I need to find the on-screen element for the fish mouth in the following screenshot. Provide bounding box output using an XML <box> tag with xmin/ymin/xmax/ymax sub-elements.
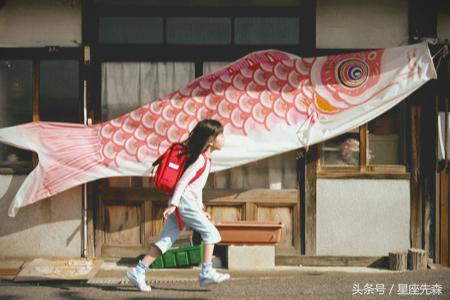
<box><xmin>314</xmin><ymin>93</ymin><xmax>340</xmax><ymax>114</ymax></box>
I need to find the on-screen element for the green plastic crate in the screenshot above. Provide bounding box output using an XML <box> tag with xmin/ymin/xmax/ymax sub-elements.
<box><xmin>152</xmin><ymin>242</ymin><xmax>203</xmax><ymax>269</ymax></box>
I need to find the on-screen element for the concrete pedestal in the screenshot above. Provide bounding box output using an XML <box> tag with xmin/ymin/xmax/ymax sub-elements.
<box><xmin>227</xmin><ymin>245</ymin><xmax>275</xmax><ymax>270</ymax></box>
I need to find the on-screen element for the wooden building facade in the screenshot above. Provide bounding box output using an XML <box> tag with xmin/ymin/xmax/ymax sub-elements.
<box><xmin>0</xmin><ymin>0</ymin><xmax>449</xmax><ymax>267</ymax></box>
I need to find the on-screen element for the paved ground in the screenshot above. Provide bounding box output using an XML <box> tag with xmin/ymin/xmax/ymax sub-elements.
<box><xmin>1</xmin><ymin>268</ymin><xmax>449</xmax><ymax>299</ymax></box>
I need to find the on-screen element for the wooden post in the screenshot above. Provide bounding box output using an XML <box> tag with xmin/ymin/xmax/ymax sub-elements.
<box><xmin>359</xmin><ymin>124</ymin><xmax>368</xmax><ymax>172</ymax></box>
<box><xmin>409</xmin><ymin>104</ymin><xmax>423</xmax><ymax>249</ymax></box>
<box><xmin>31</xmin><ymin>59</ymin><xmax>40</xmax><ymax>168</ymax></box>
<box><xmin>389</xmin><ymin>252</ymin><xmax>407</xmax><ymax>271</ymax></box>
<box><xmin>439</xmin><ymin>168</ymin><xmax>449</xmax><ymax>266</ymax></box>
<box><xmin>421</xmin><ymin>83</ymin><xmax>437</xmax><ymax>263</ymax></box>
<box><xmin>408</xmin><ymin>248</ymin><xmax>428</xmax><ymax>270</ymax></box>
<box><xmin>304</xmin><ymin>145</ymin><xmax>318</xmax><ymax>255</ymax></box>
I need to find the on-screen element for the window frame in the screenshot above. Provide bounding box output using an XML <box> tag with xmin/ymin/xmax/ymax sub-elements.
<box><xmin>93</xmin><ymin>5</ymin><xmax>308</xmax><ymax>61</ymax></box>
<box><xmin>0</xmin><ymin>47</ymin><xmax>82</xmax><ymax>174</ymax></box>
<box><xmin>317</xmin><ymin>115</ymin><xmax>409</xmax><ymax>179</ymax></box>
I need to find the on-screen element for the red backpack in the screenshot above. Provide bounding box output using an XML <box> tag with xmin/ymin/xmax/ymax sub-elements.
<box><xmin>151</xmin><ymin>143</ymin><xmax>208</xmax><ymax>230</ymax></box>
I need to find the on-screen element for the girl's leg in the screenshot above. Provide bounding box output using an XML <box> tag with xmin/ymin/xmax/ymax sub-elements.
<box><xmin>127</xmin><ymin>213</ymin><xmax>181</xmax><ymax>291</ymax></box>
<box><xmin>176</xmin><ymin>199</ymin><xmax>229</xmax><ymax>285</ymax></box>
<box><xmin>142</xmin><ymin>244</ymin><xmax>162</xmax><ymax>266</ymax></box>
<box><xmin>203</xmin><ymin>243</ymin><xmax>214</xmax><ymax>263</ymax></box>
<box><xmin>141</xmin><ymin>212</ymin><xmax>181</xmax><ymax>268</ymax></box>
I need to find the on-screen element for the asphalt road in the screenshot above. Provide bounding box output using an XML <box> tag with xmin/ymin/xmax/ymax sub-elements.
<box><xmin>1</xmin><ymin>269</ymin><xmax>449</xmax><ymax>299</ymax></box>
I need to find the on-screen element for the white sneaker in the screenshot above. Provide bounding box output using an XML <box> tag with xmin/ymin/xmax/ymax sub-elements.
<box><xmin>199</xmin><ymin>269</ymin><xmax>230</xmax><ymax>286</ymax></box>
<box><xmin>126</xmin><ymin>268</ymin><xmax>151</xmax><ymax>292</ymax></box>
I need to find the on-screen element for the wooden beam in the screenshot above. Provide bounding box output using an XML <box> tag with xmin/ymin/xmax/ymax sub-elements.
<box><xmin>407</xmin><ymin>0</ymin><xmax>439</xmax><ymax>260</ymax></box>
<box><xmin>422</xmin><ymin>84</ymin><xmax>437</xmax><ymax>262</ymax></box>
<box><xmin>95</xmin><ymin>45</ymin><xmax>305</xmax><ymax>62</ymax></box>
<box><xmin>293</xmin><ymin>187</ymin><xmax>301</xmax><ymax>252</ymax></box>
<box><xmin>300</xmin><ymin>0</ymin><xmax>316</xmax><ymax>56</ymax></box>
<box><xmin>31</xmin><ymin>60</ymin><xmax>40</xmax><ymax>168</ymax></box>
<box><xmin>304</xmin><ymin>145</ymin><xmax>318</xmax><ymax>255</ymax></box>
<box><xmin>144</xmin><ymin>200</ymin><xmax>152</xmax><ymax>248</ymax></box>
<box><xmin>99</xmin><ymin>187</ymin><xmax>298</xmax><ymax>204</ymax></box>
<box><xmin>0</xmin><ymin>47</ymin><xmax>81</xmax><ymax>59</ymax></box>
<box><xmin>317</xmin><ymin>172</ymin><xmax>410</xmax><ymax>180</ymax></box>
<box><xmin>83</xmin><ymin>0</ymin><xmax>97</xmax><ymax>259</ymax></box>
<box><xmin>359</xmin><ymin>124</ymin><xmax>368</xmax><ymax>171</ymax></box>
<box><xmin>439</xmin><ymin>169</ymin><xmax>449</xmax><ymax>266</ymax></box>
<box><xmin>205</xmin><ymin>189</ymin><xmax>298</xmax><ymax>203</ymax></box>
<box><xmin>32</xmin><ymin>59</ymin><xmax>40</xmax><ymax>121</ymax></box>
<box><xmin>276</xmin><ymin>255</ymin><xmax>388</xmax><ymax>268</ymax></box>
<box><xmin>95</xmin><ymin>4</ymin><xmax>303</xmax><ymax>17</ymax></box>
<box><xmin>86</xmin><ymin>182</ymin><xmax>96</xmax><ymax>258</ymax></box>
<box><xmin>409</xmin><ymin>103</ymin><xmax>423</xmax><ymax>249</ymax></box>
<box><xmin>95</xmin><ymin>194</ymin><xmax>103</xmax><ymax>257</ymax></box>
<box><xmin>244</xmin><ymin>202</ymin><xmax>257</xmax><ymax>220</ymax></box>
<box><xmin>295</xmin><ymin>150</ymin><xmax>304</xmax><ymax>254</ymax></box>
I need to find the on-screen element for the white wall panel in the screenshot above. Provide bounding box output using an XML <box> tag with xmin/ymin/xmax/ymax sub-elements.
<box><xmin>0</xmin><ymin>0</ymin><xmax>81</xmax><ymax>47</ymax></box>
<box><xmin>317</xmin><ymin>179</ymin><xmax>410</xmax><ymax>256</ymax></box>
<box><xmin>317</xmin><ymin>0</ymin><xmax>408</xmax><ymax>49</ymax></box>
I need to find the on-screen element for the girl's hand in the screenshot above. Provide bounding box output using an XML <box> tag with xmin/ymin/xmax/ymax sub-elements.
<box><xmin>203</xmin><ymin>211</ymin><xmax>211</xmax><ymax>220</ymax></box>
<box><xmin>163</xmin><ymin>205</ymin><xmax>177</xmax><ymax>220</ymax></box>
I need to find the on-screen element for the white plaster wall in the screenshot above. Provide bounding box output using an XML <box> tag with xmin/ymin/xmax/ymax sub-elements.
<box><xmin>316</xmin><ymin>0</ymin><xmax>408</xmax><ymax>49</ymax></box>
<box><xmin>437</xmin><ymin>3</ymin><xmax>450</xmax><ymax>41</ymax></box>
<box><xmin>0</xmin><ymin>175</ymin><xmax>81</xmax><ymax>257</ymax></box>
<box><xmin>0</xmin><ymin>0</ymin><xmax>81</xmax><ymax>47</ymax></box>
<box><xmin>316</xmin><ymin>179</ymin><xmax>410</xmax><ymax>256</ymax></box>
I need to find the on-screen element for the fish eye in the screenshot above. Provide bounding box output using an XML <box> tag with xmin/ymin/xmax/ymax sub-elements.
<box><xmin>335</xmin><ymin>58</ymin><xmax>369</xmax><ymax>88</ymax></box>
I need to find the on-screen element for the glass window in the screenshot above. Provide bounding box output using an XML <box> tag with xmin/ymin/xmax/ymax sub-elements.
<box><xmin>40</xmin><ymin>60</ymin><xmax>79</xmax><ymax>123</ymax></box>
<box><xmin>320</xmin><ymin>129</ymin><xmax>360</xmax><ymax>166</ymax></box>
<box><xmin>167</xmin><ymin>17</ymin><xmax>231</xmax><ymax>44</ymax></box>
<box><xmin>368</xmin><ymin>107</ymin><xmax>403</xmax><ymax>165</ymax></box>
<box><xmin>320</xmin><ymin>106</ymin><xmax>404</xmax><ymax>167</ymax></box>
<box><xmin>0</xmin><ymin>60</ymin><xmax>33</xmax><ymax>167</ymax></box>
<box><xmin>99</xmin><ymin>17</ymin><xmax>164</xmax><ymax>44</ymax></box>
<box><xmin>234</xmin><ymin>17</ymin><xmax>299</xmax><ymax>45</ymax></box>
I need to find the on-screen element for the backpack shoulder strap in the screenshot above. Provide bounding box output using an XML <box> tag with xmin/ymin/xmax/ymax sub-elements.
<box><xmin>188</xmin><ymin>153</ymin><xmax>209</xmax><ymax>185</ymax></box>
<box><xmin>152</xmin><ymin>154</ymin><xmax>164</xmax><ymax>167</ymax></box>
<box><xmin>152</xmin><ymin>143</ymin><xmax>182</xmax><ymax>167</ymax></box>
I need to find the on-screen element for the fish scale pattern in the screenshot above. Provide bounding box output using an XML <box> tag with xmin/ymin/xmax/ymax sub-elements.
<box><xmin>96</xmin><ymin>49</ymin><xmax>384</xmax><ymax>168</ymax></box>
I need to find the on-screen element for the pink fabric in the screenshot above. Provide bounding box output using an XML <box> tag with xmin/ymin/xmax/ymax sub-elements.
<box><xmin>0</xmin><ymin>43</ymin><xmax>437</xmax><ymax>216</ymax></box>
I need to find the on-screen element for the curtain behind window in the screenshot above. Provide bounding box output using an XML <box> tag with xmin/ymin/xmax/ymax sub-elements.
<box><xmin>101</xmin><ymin>62</ymin><xmax>195</xmax><ymax>120</ymax></box>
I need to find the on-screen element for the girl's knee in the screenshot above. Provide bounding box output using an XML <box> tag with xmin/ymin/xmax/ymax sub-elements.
<box><xmin>202</xmin><ymin>226</ymin><xmax>221</xmax><ymax>244</ymax></box>
<box><xmin>154</xmin><ymin>239</ymin><xmax>171</xmax><ymax>254</ymax></box>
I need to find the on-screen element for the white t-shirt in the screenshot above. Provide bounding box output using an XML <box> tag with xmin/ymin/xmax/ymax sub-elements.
<box><xmin>168</xmin><ymin>153</ymin><xmax>211</xmax><ymax>211</ymax></box>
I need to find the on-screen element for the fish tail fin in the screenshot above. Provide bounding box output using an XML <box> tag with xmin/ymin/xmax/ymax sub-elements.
<box><xmin>0</xmin><ymin>122</ymin><xmax>105</xmax><ymax>216</ymax></box>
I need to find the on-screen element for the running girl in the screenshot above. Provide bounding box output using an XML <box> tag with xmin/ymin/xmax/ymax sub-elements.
<box><xmin>127</xmin><ymin>119</ymin><xmax>229</xmax><ymax>292</ymax></box>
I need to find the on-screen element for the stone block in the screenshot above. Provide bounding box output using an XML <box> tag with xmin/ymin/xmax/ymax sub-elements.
<box><xmin>227</xmin><ymin>245</ymin><xmax>275</xmax><ymax>270</ymax></box>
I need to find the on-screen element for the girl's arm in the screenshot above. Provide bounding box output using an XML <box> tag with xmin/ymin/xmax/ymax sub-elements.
<box><xmin>168</xmin><ymin>154</ymin><xmax>205</xmax><ymax>207</ymax></box>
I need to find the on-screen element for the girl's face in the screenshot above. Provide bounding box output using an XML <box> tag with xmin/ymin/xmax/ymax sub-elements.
<box><xmin>210</xmin><ymin>132</ymin><xmax>225</xmax><ymax>151</ymax></box>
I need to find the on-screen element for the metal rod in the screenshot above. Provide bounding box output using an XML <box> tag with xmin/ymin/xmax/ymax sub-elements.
<box><xmin>82</xmin><ymin>79</ymin><xmax>88</xmax><ymax>257</ymax></box>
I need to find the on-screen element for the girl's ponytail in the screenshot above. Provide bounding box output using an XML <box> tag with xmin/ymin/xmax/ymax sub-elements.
<box><xmin>182</xmin><ymin>119</ymin><xmax>223</xmax><ymax>169</ymax></box>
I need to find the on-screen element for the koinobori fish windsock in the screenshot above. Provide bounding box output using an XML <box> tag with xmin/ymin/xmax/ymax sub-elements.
<box><xmin>0</xmin><ymin>42</ymin><xmax>437</xmax><ymax>216</ymax></box>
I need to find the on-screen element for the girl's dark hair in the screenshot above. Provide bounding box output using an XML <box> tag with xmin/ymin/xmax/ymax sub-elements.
<box><xmin>182</xmin><ymin>119</ymin><xmax>223</xmax><ymax>169</ymax></box>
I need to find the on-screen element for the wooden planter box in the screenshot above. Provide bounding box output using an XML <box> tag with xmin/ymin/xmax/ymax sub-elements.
<box><xmin>214</xmin><ymin>221</ymin><xmax>283</xmax><ymax>245</ymax></box>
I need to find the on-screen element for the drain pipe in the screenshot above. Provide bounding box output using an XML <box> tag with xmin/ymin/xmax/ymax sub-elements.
<box><xmin>82</xmin><ymin>79</ymin><xmax>88</xmax><ymax>257</ymax></box>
